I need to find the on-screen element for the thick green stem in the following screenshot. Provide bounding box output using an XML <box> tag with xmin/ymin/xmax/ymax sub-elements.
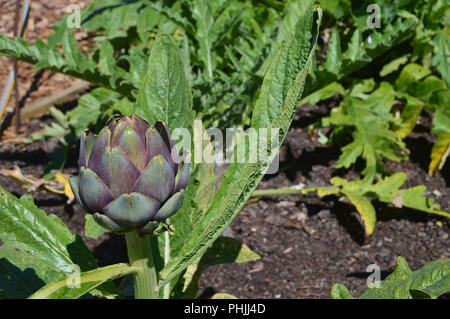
<box><xmin>162</xmin><ymin>231</ymin><xmax>171</xmax><ymax>299</ymax></box>
<box><xmin>125</xmin><ymin>231</ymin><xmax>159</xmax><ymax>299</ymax></box>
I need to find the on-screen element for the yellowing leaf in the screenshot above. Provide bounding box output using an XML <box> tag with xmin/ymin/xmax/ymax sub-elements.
<box><xmin>341</xmin><ymin>189</ymin><xmax>376</xmax><ymax>235</ymax></box>
<box><xmin>429</xmin><ymin>132</ymin><xmax>450</xmax><ymax>175</ymax></box>
<box><xmin>328</xmin><ymin>173</ymin><xmax>407</xmax><ymax>234</ymax></box>
<box><xmin>211</xmin><ymin>293</ymin><xmax>238</xmax><ymax>299</ymax></box>
<box><xmin>395</xmin><ymin>94</ymin><xmax>423</xmax><ymax>139</ymax></box>
<box><xmin>0</xmin><ymin>167</ymin><xmax>75</xmax><ymax>202</ymax></box>
<box><xmin>55</xmin><ymin>172</ymin><xmax>74</xmax><ymax>201</ymax></box>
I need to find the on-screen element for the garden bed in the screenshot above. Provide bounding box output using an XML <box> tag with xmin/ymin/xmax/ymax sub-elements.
<box><xmin>1</xmin><ymin>103</ymin><xmax>448</xmax><ymax>298</ymax></box>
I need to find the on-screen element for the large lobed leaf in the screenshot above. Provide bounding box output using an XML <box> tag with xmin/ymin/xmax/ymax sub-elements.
<box><xmin>316</xmin><ymin>173</ymin><xmax>449</xmax><ymax>234</ymax></box>
<box><xmin>332</xmin><ymin>257</ymin><xmax>450</xmax><ymax>299</ymax></box>
<box><xmin>324</xmin><ymin>82</ymin><xmax>408</xmax><ymax>183</ymax></box>
<box><xmin>325</xmin><ymin>173</ymin><xmax>406</xmax><ymax>235</ymax></box>
<box><xmin>303</xmin><ymin>13</ymin><xmax>418</xmax><ymax>97</ymax></box>
<box><xmin>0</xmin><ymin>186</ymin><xmax>116</xmax><ymax>298</ymax></box>
<box><xmin>0</xmin><ymin>33</ymin><xmax>136</xmax><ymax>100</ymax></box>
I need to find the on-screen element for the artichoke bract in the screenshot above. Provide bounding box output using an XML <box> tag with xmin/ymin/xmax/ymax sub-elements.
<box><xmin>69</xmin><ymin>115</ymin><xmax>190</xmax><ymax>234</ymax></box>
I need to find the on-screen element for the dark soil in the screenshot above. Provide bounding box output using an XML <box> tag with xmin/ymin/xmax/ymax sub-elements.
<box><xmin>0</xmin><ymin>102</ymin><xmax>448</xmax><ymax>299</ymax></box>
<box><xmin>196</xmin><ymin>105</ymin><xmax>450</xmax><ymax>299</ymax></box>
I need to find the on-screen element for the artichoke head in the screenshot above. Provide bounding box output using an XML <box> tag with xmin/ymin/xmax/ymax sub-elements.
<box><xmin>69</xmin><ymin>115</ymin><xmax>190</xmax><ymax>234</ymax></box>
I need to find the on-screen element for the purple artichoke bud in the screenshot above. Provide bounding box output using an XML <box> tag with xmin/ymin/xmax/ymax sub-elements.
<box><xmin>69</xmin><ymin>115</ymin><xmax>190</xmax><ymax>234</ymax></box>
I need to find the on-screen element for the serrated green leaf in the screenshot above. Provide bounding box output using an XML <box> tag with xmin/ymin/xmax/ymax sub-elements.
<box><xmin>379</xmin><ymin>55</ymin><xmax>409</xmax><ymax>77</ymax></box>
<box><xmin>432</xmin><ymin>107</ymin><xmax>450</xmax><ymax>134</ymax></box>
<box><xmin>361</xmin><ymin>257</ymin><xmax>449</xmax><ymax>299</ymax></box>
<box><xmin>330</xmin><ymin>83</ymin><xmax>407</xmax><ymax>182</ymax></box>
<box><xmin>304</xmin><ymin>15</ymin><xmax>417</xmax><ymax>97</ymax></box>
<box><xmin>252</xmin><ymin>6</ymin><xmax>321</xmax><ymax>129</ymax></box>
<box><xmin>344</xmin><ymin>29</ymin><xmax>365</xmax><ymax>63</ymax></box>
<box><xmin>0</xmin><ymin>34</ymin><xmax>136</xmax><ymax>100</ymax></box>
<box><xmin>432</xmin><ymin>31</ymin><xmax>450</xmax><ymax>88</ymax></box>
<box><xmin>191</xmin><ymin>0</ymin><xmax>215</xmax><ymax>79</ymax></box>
<box><xmin>136</xmin><ymin>33</ymin><xmax>193</xmax><ymax>132</ymax></box>
<box><xmin>367</xmin><ymin>173</ymin><xmax>406</xmax><ymax>202</ymax></box>
<box><xmin>77</xmin><ymin>0</ymin><xmax>143</xmax><ymax>39</ymax></box>
<box><xmin>261</xmin><ymin>0</ymin><xmax>315</xmax><ymax>74</ymax></box>
<box><xmin>327</xmin><ymin>173</ymin><xmax>407</xmax><ymax>234</ymax></box>
<box><xmin>400</xmin><ymin>186</ymin><xmax>450</xmax><ymax>218</ymax></box>
<box><xmin>169</xmin><ymin>163</ymin><xmax>219</xmax><ymax>266</ymax></box>
<box><xmin>405</xmin><ymin>75</ymin><xmax>446</xmax><ymax>103</ymax></box>
<box><xmin>0</xmin><ymin>190</ymin><xmax>84</xmax><ymax>280</ymax></box>
<box><xmin>137</xmin><ymin>6</ymin><xmax>159</xmax><ymax>43</ymax></box>
<box><xmin>333</xmin><ymin>257</ymin><xmax>450</xmax><ymax>299</ymax></box>
<box><xmin>411</xmin><ymin>275</ymin><xmax>450</xmax><ymax>299</ymax></box>
<box><xmin>394</xmin><ymin>63</ymin><xmax>431</xmax><ymax>92</ymax></box>
<box><xmin>99</xmin><ymin>40</ymin><xmax>123</xmax><ymax>78</ymax></box>
<box><xmin>330</xmin><ymin>283</ymin><xmax>355</xmax><ymax>299</ymax></box>
<box><xmin>349</xmin><ymin>79</ymin><xmax>376</xmax><ymax>98</ymax></box>
<box><xmin>332</xmin><ymin>172</ymin><xmax>407</xmax><ymax>204</ymax></box>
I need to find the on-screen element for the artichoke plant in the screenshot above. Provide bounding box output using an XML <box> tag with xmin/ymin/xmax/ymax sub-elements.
<box><xmin>69</xmin><ymin>114</ymin><xmax>190</xmax><ymax>234</ymax></box>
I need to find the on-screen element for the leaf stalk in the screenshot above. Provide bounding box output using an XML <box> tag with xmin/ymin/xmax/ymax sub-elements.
<box><xmin>125</xmin><ymin>231</ymin><xmax>159</xmax><ymax>299</ymax></box>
